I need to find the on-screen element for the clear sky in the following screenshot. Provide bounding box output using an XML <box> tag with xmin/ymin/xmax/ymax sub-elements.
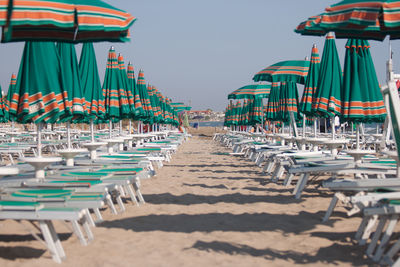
<box><xmin>0</xmin><ymin>0</ymin><xmax>399</xmax><ymax>111</ymax></box>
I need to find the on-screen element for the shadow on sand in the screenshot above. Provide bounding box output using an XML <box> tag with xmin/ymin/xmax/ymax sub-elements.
<box><xmin>186</xmin><ymin>240</ymin><xmax>369</xmax><ymax>266</ymax></box>
<box><xmin>99</xmin><ymin>211</ymin><xmax>338</xmax><ymax>234</ymax></box>
<box><xmin>0</xmin><ymin>245</ymin><xmax>46</xmax><ymax>260</ymax></box>
<box><xmin>142</xmin><ymin>192</ymin><xmax>305</xmax><ymax>205</ymax></box>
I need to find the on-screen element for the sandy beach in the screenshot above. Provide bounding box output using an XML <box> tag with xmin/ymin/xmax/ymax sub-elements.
<box><xmin>0</xmin><ymin>128</ymin><xmax>371</xmax><ymax>266</ymax></box>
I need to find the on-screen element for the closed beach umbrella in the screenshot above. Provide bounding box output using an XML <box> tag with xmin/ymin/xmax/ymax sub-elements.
<box><xmin>249</xmin><ymin>98</ymin><xmax>264</xmax><ymax>125</ymax></box>
<box><xmin>278</xmin><ymin>82</ymin><xmax>301</xmax><ymax>123</ymax></box>
<box><xmin>265</xmin><ymin>83</ymin><xmax>280</xmax><ymax>122</ymax></box>
<box><xmin>313</xmin><ymin>33</ymin><xmax>343</xmax><ymax>117</ymax></box>
<box><xmin>228</xmin><ymin>84</ymin><xmax>271</xmax><ymax>100</ymax></box>
<box><xmin>0</xmin><ymin>0</ymin><xmax>136</xmax><ymax>43</ymax></box>
<box><xmin>253</xmin><ymin>60</ymin><xmax>310</xmax><ymax>85</ymax></box>
<box><xmin>79</xmin><ymin>42</ymin><xmax>105</xmax><ymax>143</ymax></box>
<box><xmin>136</xmin><ymin>71</ymin><xmax>153</xmax><ymax>124</ymax></box>
<box><xmin>127</xmin><ymin>62</ymin><xmax>145</xmax><ymax>119</ymax></box>
<box><xmin>79</xmin><ymin>42</ymin><xmax>105</xmax><ymax>122</ymax></box>
<box><xmin>102</xmin><ymin>47</ymin><xmax>130</xmax><ymax>123</ymax></box>
<box><xmin>342</xmin><ymin>39</ymin><xmax>386</xmax><ymax>123</ymax></box>
<box><xmin>57</xmin><ymin>42</ymin><xmax>87</xmax><ymax>122</ymax></box>
<box><xmin>5</xmin><ymin>73</ymin><xmax>17</xmax><ymax>122</ymax></box>
<box><xmin>117</xmin><ymin>54</ymin><xmax>135</xmax><ymax>117</ymax></box>
<box><xmin>10</xmin><ymin>42</ymin><xmax>67</xmax><ymax>124</ymax></box>
<box><xmin>300</xmin><ymin>45</ymin><xmax>321</xmax><ymax>116</ymax></box>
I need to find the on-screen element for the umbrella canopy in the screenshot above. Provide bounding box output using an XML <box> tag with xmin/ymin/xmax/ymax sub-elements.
<box><xmin>102</xmin><ymin>47</ymin><xmax>130</xmax><ymax>122</ymax></box>
<box><xmin>342</xmin><ymin>39</ymin><xmax>386</xmax><ymax>122</ymax></box>
<box><xmin>0</xmin><ymin>0</ymin><xmax>136</xmax><ymax>43</ymax></box>
<box><xmin>136</xmin><ymin>70</ymin><xmax>153</xmax><ymax>122</ymax></box>
<box><xmin>57</xmin><ymin>42</ymin><xmax>87</xmax><ymax>122</ymax></box>
<box><xmin>265</xmin><ymin>83</ymin><xmax>280</xmax><ymax>122</ymax></box>
<box><xmin>249</xmin><ymin>97</ymin><xmax>264</xmax><ymax>125</ymax></box>
<box><xmin>117</xmin><ymin>54</ymin><xmax>135</xmax><ymax>117</ymax></box>
<box><xmin>79</xmin><ymin>42</ymin><xmax>105</xmax><ymax>121</ymax></box>
<box><xmin>171</xmin><ymin>102</ymin><xmax>192</xmax><ymax>112</ymax></box>
<box><xmin>312</xmin><ymin>33</ymin><xmax>343</xmax><ymax>117</ymax></box>
<box><xmin>300</xmin><ymin>44</ymin><xmax>321</xmax><ymax>116</ymax></box>
<box><xmin>278</xmin><ymin>82</ymin><xmax>301</xmax><ymax>123</ymax></box>
<box><xmin>295</xmin><ymin>1</ymin><xmax>400</xmax><ymax>41</ymax></box>
<box><xmin>228</xmin><ymin>84</ymin><xmax>271</xmax><ymax>100</ymax></box>
<box><xmin>127</xmin><ymin>62</ymin><xmax>145</xmax><ymax>119</ymax></box>
<box><xmin>9</xmin><ymin>41</ymin><xmax>67</xmax><ymax>124</ymax></box>
<box><xmin>4</xmin><ymin>73</ymin><xmax>17</xmax><ymax>122</ymax></box>
<box><xmin>253</xmin><ymin>60</ymin><xmax>310</xmax><ymax>85</ymax></box>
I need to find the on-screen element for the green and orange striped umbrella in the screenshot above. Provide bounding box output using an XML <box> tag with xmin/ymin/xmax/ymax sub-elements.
<box><xmin>0</xmin><ymin>0</ymin><xmax>136</xmax><ymax>43</ymax></box>
<box><xmin>342</xmin><ymin>39</ymin><xmax>386</xmax><ymax>122</ymax></box>
<box><xmin>136</xmin><ymin>70</ymin><xmax>153</xmax><ymax>122</ymax></box>
<box><xmin>265</xmin><ymin>83</ymin><xmax>280</xmax><ymax>122</ymax></box>
<box><xmin>228</xmin><ymin>84</ymin><xmax>271</xmax><ymax>100</ymax></box>
<box><xmin>9</xmin><ymin>41</ymin><xmax>67</xmax><ymax>124</ymax></box>
<box><xmin>249</xmin><ymin>97</ymin><xmax>264</xmax><ymax>125</ymax></box>
<box><xmin>300</xmin><ymin>44</ymin><xmax>321</xmax><ymax>116</ymax></box>
<box><xmin>57</xmin><ymin>42</ymin><xmax>87</xmax><ymax>122</ymax></box>
<box><xmin>102</xmin><ymin>47</ymin><xmax>130</xmax><ymax>122</ymax></box>
<box><xmin>295</xmin><ymin>0</ymin><xmax>400</xmax><ymax>41</ymax></box>
<box><xmin>171</xmin><ymin>102</ymin><xmax>192</xmax><ymax>112</ymax></box>
<box><xmin>79</xmin><ymin>42</ymin><xmax>105</xmax><ymax>122</ymax></box>
<box><xmin>117</xmin><ymin>53</ymin><xmax>135</xmax><ymax>117</ymax></box>
<box><xmin>127</xmin><ymin>62</ymin><xmax>145</xmax><ymax>119</ymax></box>
<box><xmin>253</xmin><ymin>60</ymin><xmax>310</xmax><ymax>85</ymax></box>
<box><xmin>0</xmin><ymin>85</ymin><xmax>6</xmax><ymax>123</ymax></box>
<box><xmin>5</xmin><ymin>73</ymin><xmax>17</xmax><ymax>122</ymax></box>
<box><xmin>277</xmin><ymin>82</ymin><xmax>301</xmax><ymax>123</ymax></box>
<box><xmin>312</xmin><ymin>33</ymin><xmax>343</xmax><ymax>117</ymax></box>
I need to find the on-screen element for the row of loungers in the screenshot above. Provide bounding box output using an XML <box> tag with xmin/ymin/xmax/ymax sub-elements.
<box><xmin>214</xmin><ymin>130</ymin><xmax>400</xmax><ymax>266</ymax></box>
<box><xmin>0</xmin><ymin>129</ymin><xmax>190</xmax><ymax>263</ymax></box>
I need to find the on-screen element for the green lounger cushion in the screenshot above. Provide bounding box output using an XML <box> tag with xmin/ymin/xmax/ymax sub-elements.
<box><xmin>12</xmin><ymin>189</ymin><xmax>73</xmax><ymax>198</ymax></box>
<box><xmin>99</xmin><ymin>167</ymin><xmax>143</xmax><ymax>173</ymax></box>
<box><xmin>137</xmin><ymin>147</ymin><xmax>161</xmax><ymax>151</ymax></box>
<box><xmin>50</xmin><ymin>180</ymin><xmax>103</xmax><ymax>186</ymax></box>
<box><xmin>61</xmin><ymin>172</ymin><xmax>109</xmax><ymax>177</ymax></box>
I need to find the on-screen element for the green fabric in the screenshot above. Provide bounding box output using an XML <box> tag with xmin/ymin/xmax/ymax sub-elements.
<box><xmin>127</xmin><ymin>62</ymin><xmax>145</xmax><ymax>118</ymax></box>
<box><xmin>11</xmin><ymin>42</ymin><xmax>67</xmax><ymax>123</ymax></box>
<box><xmin>102</xmin><ymin>47</ymin><xmax>130</xmax><ymax>122</ymax></box>
<box><xmin>61</xmin><ymin>172</ymin><xmax>109</xmax><ymax>177</ymax></box>
<box><xmin>300</xmin><ymin>45</ymin><xmax>320</xmax><ymax>116</ymax></box>
<box><xmin>136</xmin><ymin>70</ymin><xmax>153</xmax><ymax>122</ymax></box>
<box><xmin>265</xmin><ymin>83</ymin><xmax>280</xmax><ymax>122</ymax></box>
<box><xmin>253</xmin><ymin>60</ymin><xmax>310</xmax><ymax>85</ymax></box>
<box><xmin>228</xmin><ymin>84</ymin><xmax>271</xmax><ymax>100</ymax></box>
<box><xmin>0</xmin><ymin>200</ymin><xmax>41</xmax><ymax>206</ymax></box>
<box><xmin>341</xmin><ymin>39</ymin><xmax>386</xmax><ymax>123</ymax></box>
<box><xmin>0</xmin><ymin>0</ymin><xmax>136</xmax><ymax>43</ymax></box>
<box><xmin>313</xmin><ymin>34</ymin><xmax>343</xmax><ymax>117</ymax></box>
<box><xmin>50</xmin><ymin>180</ymin><xmax>102</xmax><ymax>185</ymax></box>
<box><xmin>99</xmin><ymin>167</ymin><xmax>143</xmax><ymax>172</ymax></box>
<box><xmin>79</xmin><ymin>42</ymin><xmax>105</xmax><ymax>122</ymax></box>
<box><xmin>137</xmin><ymin>147</ymin><xmax>161</xmax><ymax>151</ymax></box>
<box><xmin>57</xmin><ymin>42</ymin><xmax>87</xmax><ymax>122</ymax></box>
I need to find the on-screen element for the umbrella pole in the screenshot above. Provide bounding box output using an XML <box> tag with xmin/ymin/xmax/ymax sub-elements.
<box><xmin>119</xmin><ymin>120</ymin><xmax>123</xmax><ymax>135</ymax></box>
<box><xmin>331</xmin><ymin>116</ymin><xmax>335</xmax><ymax>140</ymax></box>
<box><xmin>67</xmin><ymin>121</ymin><xmax>71</xmax><ymax>149</ymax></box>
<box><xmin>303</xmin><ymin>115</ymin><xmax>306</xmax><ymax>137</ymax></box>
<box><xmin>129</xmin><ymin>120</ymin><xmax>132</xmax><ymax>135</ymax></box>
<box><xmin>313</xmin><ymin>118</ymin><xmax>317</xmax><ymax>137</ymax></box>
<box><xmin>356</xmin><ymin>123</ymin><xmax>360</xmax><ymax>150</ymax></box>
<box><xmin>90</xmin><ymin>118</ymin><xmax>95</xmax><ymax>143</ymax></box>
<box><xmin>37</xmin><ymin>122</ymin><xmax>42</xmax><ymax>157</ymax></box>
<box><xmin>351</xmin><ymin>122</ymin><xmax>354</xmax><ymax>135</ymax></box>
<box><xmin>109</xmin><ymin>120</ymin><xmax>112</xmax><ymax>139</ymax></box>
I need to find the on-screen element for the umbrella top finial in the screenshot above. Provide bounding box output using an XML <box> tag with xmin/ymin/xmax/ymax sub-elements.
<box><xmin>313</xmin><ymin>44</ymin><xmax>317</xmax><ymax>48</ymax></box>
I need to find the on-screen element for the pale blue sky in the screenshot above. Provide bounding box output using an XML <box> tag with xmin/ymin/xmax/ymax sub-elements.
<box><xmin>0</xmin><ymin>0</ymin><xmax>399</xmax><ymax>111</ymax></box>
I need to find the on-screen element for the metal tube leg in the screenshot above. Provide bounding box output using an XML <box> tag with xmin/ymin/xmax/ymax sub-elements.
<box><xmin>125</xmin><ymin>184</ymin><xmax>139</xmax><ymax>206</ymax></box>
<box><xmin>293</xmin><ymin>173</ymin><xmax>309</xmax><ymax>199</ymax></box>
<box><xmin>71</xmin><ymin>220</ymin><xmax>88</xmax><ymax>246</ymax></box>
<box><xmin>39</xmin><ymin>220</ymin><xmax>63</xmax><ymax>263</ymax></box>
<box><xmin>322</xmin><ymin>194</ymin><xmax>339</xmax><ymax>222</ymax></box>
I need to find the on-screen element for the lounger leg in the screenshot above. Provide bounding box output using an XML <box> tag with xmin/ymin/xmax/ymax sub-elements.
<box><xmin>84</xmin><ymin>209</ymin><xmax>96</xmax><ymax>227</ymax></box>
<box><xmin>106</xmin><ymin>194</ymin><xmax>118</xmax><ymax>215</ymax></box>
<box><xmin>293</xmin><ymin>173</ymin><xmax>309</xmax><ymax>199</ymax></box>
<box><xmin>47</xmin><ymin>220</ymin><xmax>66</xmax><ymax>260</ymax></box>
<box><xmin>367</xmin><ymin>216</ymin><xmax>388</xmax><ymax>257</ymax></box>
<box><xmin>81</xmin><ymin>219</ymin><xmax>94</xmax><ymax>243</ymax></box>
<box><xmin>357</xmin><ymin>215</ymin><xmax>378</xmax><ymax>245</ymax></box>
<box><xmin>115</xmin><ymin>194</ymin><xmax>126</xmax><ymax>213</ymax></box>
<box><xmin>125</xmin><ymin>184</ymin><xmax>139</xmax><ymax>206</ymax></box>
<box><xmin>93</xmin><ymin>208</ymin><xmax>104</xmax><ymax>223</ymax></box>
<box><xmin>322</xmin><ymin>194</ymin><xmax>339</xmax><ymax>222</ymax></box>
<box><xmin>133</xmin><ymin>181</ymin><xmax>145</xmax><ymax>204</ymax></box>
<box><xmin>71</xmin><ymin>220</ymin><xmax>88</xmax><ymax>246</ymax></box>
<box><xmin>39</xmin><ymin>220</ymin><xmax>63</xmax><ymax>263</ymax></box>
<box><xmin>373</xmin><ymin>215</ymin><xmax>399</xmax><ymax>262</ymax></box>
<box><xmin>381</xmin><ymin>237</ymin><xmax>400</xmax><ymax>266</ymax></box>
<box><xmin>283</xmin><ymin>173</ymin><xmax>294</xmax><ymax>187</ymax></box>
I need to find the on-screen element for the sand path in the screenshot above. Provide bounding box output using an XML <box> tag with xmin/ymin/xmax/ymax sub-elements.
<box><xmin>0</xmin><ymin>135</ymin><xmax>370</xmax><ymax>266</ymax></box>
